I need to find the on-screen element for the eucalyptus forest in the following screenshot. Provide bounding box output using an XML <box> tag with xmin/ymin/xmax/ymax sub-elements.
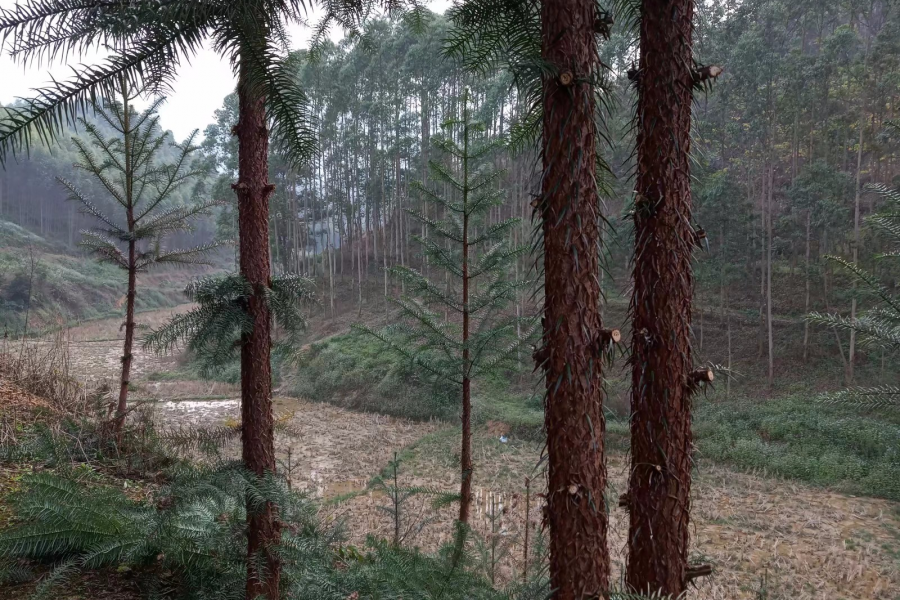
<box><xmin>0</xmin><ymin>1</ymin><xmax>898</xmax><ymax>599</ymax></box>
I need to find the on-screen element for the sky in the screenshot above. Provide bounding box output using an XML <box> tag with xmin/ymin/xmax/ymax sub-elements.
<box><xmin>0</xmin><ymin>0</ymin><xmax>451</xmax><ymax>141</ymax></box>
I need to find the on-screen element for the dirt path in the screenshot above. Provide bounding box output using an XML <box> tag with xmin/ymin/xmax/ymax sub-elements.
<box><xmin>46</xmin><ymin>305</ymin><xmax>900</xmax><ymax>599</ymax></box>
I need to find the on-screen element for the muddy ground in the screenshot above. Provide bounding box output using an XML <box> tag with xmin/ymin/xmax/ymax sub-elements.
<box><xmin>38</xmin><ymin>305</ymin><xmax>900</xmax><ymax>599</ymax></box>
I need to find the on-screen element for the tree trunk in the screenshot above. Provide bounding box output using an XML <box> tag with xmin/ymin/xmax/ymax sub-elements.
<box><xmin>803</xmin><ymin>210</ymin><xmax>811</xmax><ymax>362</ymax></box>
<box><xmin>460</xmin><ymin>163</ymin><xmax>472</xmax><ymax>524</ymax></box>
<box><xmin>115</xmin><ymin>93</ymin><xmax>134</xmax><ymax>446</ymax></box>
<box><xmin>538</xmin><ymin>0</ymin><xmax>609</xmax><ymax>596</ymax></box>
<box><xmin>849</xmin><ymin>109</ymin><xmax>865</xmax><ymax>383</ymax></box>
<box><xmin>627</xmin><ymin>0</ymin><xmax>695</xmax><ymax>596</ymax></box>
<box><xmin>766</xmin><ymin>164</ymin><xmax>775</xmax><ymax>390</ymax></box>
<box><xmin>758</xmin><ymin>166</ymin><xmax>766</xmax><ymax>359</ymax></box>
<box><xmin>723</xmin><ymin>268</ymin><xmax>731</xmax><ymax>400</ymax></box>
<box><xmin>234</xmin><ymin>58</ymin><xmax>280</xmax><ymax>600</ymax></box>
<box><xmin>115</xmin><ymin>243</ymin><xmax>136</xmax><ymax>445</ymax></box>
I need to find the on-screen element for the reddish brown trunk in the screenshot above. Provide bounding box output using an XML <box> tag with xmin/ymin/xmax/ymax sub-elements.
<box><xmin>627</xmin><ymin>0</ymin><xmax>695</xmax><ymax>597</ymax></box>
<box><xmin>234</xmin><ymin>61</ymin><xmax>280</xmax><ymax>600</ymax></box>
<box><xmin>115</xmin><ymin>94</ymin><xmax>135</xmax><ymax>447</ymax></box>
<box><xmin>115</xmin><ymin>241</ymin><xmax>136</xmax><ymax>445</ymax></box>
<box><xmin>538</xmin><ymin>0</ymin><xmax>609</xmax><ymax>597</ymax></box>
<box><xmin>460</xmin><ymin>200</ymin><xmax>472</xmax><ymax>524</ymax></box>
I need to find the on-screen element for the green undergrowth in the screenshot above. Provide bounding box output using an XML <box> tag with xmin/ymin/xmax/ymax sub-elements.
<box><xmin>287</xmin><ymin>330</ymin><xmax>900</xmax><ymax>500</ymax></box>
<box><xmin>0</xmin><ymin>406</ymin><xmax>532</xmax><ymax>600</ymax></box>
<box><xmin>0</xmin><ymin>220</ymin><xmax>180</xmax><ymax>335</ymax></box>
<box><xmin>289</xmin><ymin>330</ymin><xmax>459</xmax><ymax>422</ymax></box>
<box><xmin>695</xmin><ymin>395</ymin><xmax>900</xmax><ymax>500</ymax></box>
<box><xmin>288</xmin><ymin>330</ymin><xmax>549</xmax><ymax>438</ymax></box>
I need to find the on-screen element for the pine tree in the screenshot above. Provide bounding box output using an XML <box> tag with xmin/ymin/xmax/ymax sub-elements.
<box><xmin>356</xmin><ymin>90</ymin><xmax>529</xmax><ymax>525</ymax></box>
<box><xmin>538</xmin><ymin>2</ymin><xmax>613</xmax><ymax>597</ymax></box>
<box><xmin>60</xmin><ymin>84</ymin><xmax>219</xmax><ymax>445</ymax></box>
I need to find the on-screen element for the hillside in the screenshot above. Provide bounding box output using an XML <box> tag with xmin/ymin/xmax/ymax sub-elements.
<box><xmin>0</xmin><ymin>219</ymin><xmax>220</xmax><ymax>335</ymax></box>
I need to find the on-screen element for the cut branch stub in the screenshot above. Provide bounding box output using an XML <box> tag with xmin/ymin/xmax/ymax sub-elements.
<box><xmin>692</xmin><ymin>65</ymin><xmax>724</xmax><ymax>85</ymax></box>
<box><xmin>594</xmin><ymin>12</ymin><xmax>614</xmax><ymax>39</ymax></box>
<box><xmin>627</xmin><ymin>62</ymin><xmax>640</xmax><ymax>83</ymax></box>
<box><xmin>617</xmin><ymin>491</ymin><xmax>630</xmax><ymax>511</ymax></box>
<box><xmin>558</xmin><ymin>71</ymin><xmax>574</xmax><ymax>86</ymax></box>
<box><xmin>596</xmin><ymin>328</ymin><xmax>622</xmax><ymax>355</ymax></box>
<box><xmin>685</xmin><ymin>564</ymin><xmax>713</xmax><ymax>583</ymax></box>
<box><xmin>690</xmin><ymin>368</ymin><xmax>714</xmax><ymax>384</ymax></box>
<box><xmin>693</xmin><ymin>226</ymin><xmax>707</xmax><ymax>249</ymax></box>
<box><xmin>601</xmin><ymin>328</ymin><xmax>622</xmax><ymax>344</ymax></box>
<box><xmin>532</xmin><ymin>345</ymin><xmax>549</xmax><ymax>367</ymax></box>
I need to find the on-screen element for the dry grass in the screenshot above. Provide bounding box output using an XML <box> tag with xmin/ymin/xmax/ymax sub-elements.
<box><xmin>325</xmin><ymin>433</ymin><xmax>900</xmax><ymax>599</ymax></box>
<box><xmin>0</xmin><ymin>332</ymin><xmax>89</xmax><ymax>444</ymax></box>
<box><xmin>7</xmin><ymin>303</ymin><xmax>897</xmax><ymax>599</ymax></box>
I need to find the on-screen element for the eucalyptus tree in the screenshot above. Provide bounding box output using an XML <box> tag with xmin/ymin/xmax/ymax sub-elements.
<box><xmin>808</xmin><ymin>123</ymin><xmax>900</xmax><ymax>408</ymax></box>
<box><xmin>61</xmin><ymin>86</ymin><xmax>218</xmax><ymax>444</ymax></box>
<box><xmin>0</xmin><ymin>2</ymin><xmax>373</xmax><ymax>597</ymax></box>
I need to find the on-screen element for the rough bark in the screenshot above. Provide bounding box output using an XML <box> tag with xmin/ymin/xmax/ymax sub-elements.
<box><xmin>538</xmin><ymin>0</ymin><xmax>609</xmax><ymax>597</ymax></box>
<box><xmin>627</xmin><ymin>0</ymin><xmax>695</xmax><ymax>596</ymax></box>
<box><xmin>234</xmin><ymin>59</ymin><xmax>280</xmax><ymax>600</ymax></box>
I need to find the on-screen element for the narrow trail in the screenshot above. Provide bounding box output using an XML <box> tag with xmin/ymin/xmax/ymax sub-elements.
<box><xmin>45</xmin><ymin>304</ymin><xmax>900</xmax><ymax>600</ymax></box>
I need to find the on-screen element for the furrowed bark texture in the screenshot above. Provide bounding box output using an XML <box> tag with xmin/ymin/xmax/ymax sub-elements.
<box><xmin>234</xmin><ymin>62</ymin><xmax>281</xmax><ymax>600</ymax></box>
<box><xmin>627</xmin><ymin>0</ymin><xmax>695</xmax><ymax>597</ymax></box>
<box><xmin>539</xmin><ymin>0</ymin><xmax>609</xmax><ymax>597</ymax></box>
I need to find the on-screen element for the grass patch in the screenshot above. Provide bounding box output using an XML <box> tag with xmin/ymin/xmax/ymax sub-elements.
<box><xmin>695</xmin><ymin>395</ymin><xmax>900</xmax><ymax>500</ymax></box>
<box><xmin>290</xmin><ymin>330</ymin><xmax>458</xmax><ymax>422</ymax></box>
<box><xmin>289</xmin><ymin>330</ymin><xmax>550</xmax><ymax>440</ymax></box>
<box><xmin>0</xmin><ymin>220</ymin><xmax>187</xmax><ymax>335</ymax></box>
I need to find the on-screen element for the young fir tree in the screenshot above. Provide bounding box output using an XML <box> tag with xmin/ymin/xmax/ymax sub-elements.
<box><xmin>59</xmin><ymin>85</ymin><xmax>219</xmax><ymax>445</ymax></box>
<box><xmin>356</xmin><ymin>91</ymin><xmax>530</xmax><ymax>525</ymax></box>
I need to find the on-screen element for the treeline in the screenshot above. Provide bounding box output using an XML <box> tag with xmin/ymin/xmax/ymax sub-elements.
<box><xmin>0</xmin><ymin>109</ymin><xmax>218</xmax><ymax>253</ymax></box>
<box><xmin>203</xmin><ymin>15</ymin><xmax>537</xmax><ymax>319</ymax></box>
<box><xmin>2</xmin><ymin>4</ymin><xmax>899</xmax><ymax>379</ymax></box>
<box><xmin>193</xmin><ymin>3</ymin><xmax>899</xmax><ymax>389</ymax></box>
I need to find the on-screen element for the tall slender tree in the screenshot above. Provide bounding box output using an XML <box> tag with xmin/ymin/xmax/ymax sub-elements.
<box><xmin>626</xmin><ymin>0</ymin><xmax>713</xmax><ymax>596</ymax></box>
<box><xmin>538</xmin><ymin>1</ymin><xmax>610</xmax><ymax>597</ymax></box>
<box><xmin>356</xmin><ymin>92</ymin><xmax>528</xmax><ymax>525</ymax></box>
<box><xmin>0</xmin><ymin>3</ymin><xmax>373</xmax><ymax>598</ymax></box>
<box><xmin>61</xmin><ymin>85</ymin><xmax>218</xmax><ymax>444</ymax></box>
<box><xmin>446</xmin><ymin>1</ymin><xmax>614</xmax><ymax>594</ymax></box>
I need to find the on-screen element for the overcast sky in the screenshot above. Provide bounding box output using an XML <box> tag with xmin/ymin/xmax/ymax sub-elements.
<box><xmin>0</xmin><ymin>0</ymin><xmax>451</xmax><ymax>141</ymax></box>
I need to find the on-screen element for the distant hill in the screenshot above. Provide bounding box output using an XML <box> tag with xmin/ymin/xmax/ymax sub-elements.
<box><xmin>0</xmin><ymin>219</ymin><xmax>218</xmax><ymax>335</ymax></box>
